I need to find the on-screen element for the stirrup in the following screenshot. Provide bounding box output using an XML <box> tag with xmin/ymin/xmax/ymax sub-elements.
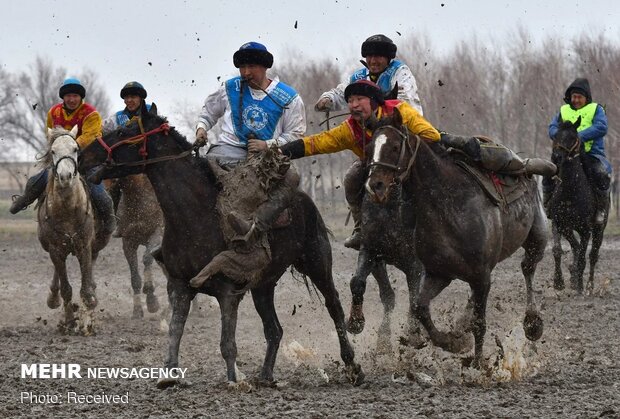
<box><xmin>344</xmin><ymin>230</ymin><xmax>362</xmax><ymax>250</ymax></box>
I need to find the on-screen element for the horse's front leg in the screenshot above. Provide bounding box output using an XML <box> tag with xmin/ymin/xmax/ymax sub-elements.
<box><xmin>403</xmin><ymin>258</ymin><xmax>426</xmax><ymax>349</ymax></box>
<box><xmin>572</xmin><ymin>231</ymin><xmax>591</xmax><ymax>294</ymax></box>
<box><xmin>157</xmin><ymin>282</ymin><xmax>193</xmax><ymax>389</ymax></box>
<box><xmin>371</xmin><ymin>261</ymin><xmax>395</xmax><ymax>354</ymax></box>
<box><xmin>551</xmin><ymin>223</ymin><xmax>564</xmax><ymax>290</ymax></box>
<box><xmin>49</xmin><ymin>251</ymin><xmax>75</xmax><ymax>332</ymax></box>
<box><xmin>521</xmin><ymin>222</ymin><xmax>546</xmax><ymax>342</ymax></box>
<box><xmin>47</xmin><ymin>269</ymin><xmax>61</xmax><ymax>309</ymax></box>
<box><xmin>587</xmin><ymin>225</ymin><xmax>606</xmax><ymax>295</ymax></box>
<box><xmin>122</xmin><ymin>238</ymin><xmax>143</xmax><ymax>318</ymax></box>
<box><xmin>143</xmin><ymin>235</ymin><xmax>161</xmax><ymax>313</ymax></box>
<box><xmin>347</xmin><ymin>249</ymin><xmax>375</xmax><ymax>334</ymax></box>
<box><xmin>76</xmin><ymin>244</ymin><xmax>97</xmax><ymax>309</ymax></box>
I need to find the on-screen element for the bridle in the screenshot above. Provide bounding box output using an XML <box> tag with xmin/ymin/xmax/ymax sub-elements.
<box><xmin>51</xmin><ymin>135</ymin><xmax>78</xmax><ymax>178</ymax></box>
<box><xmin>553</xmin><ymin>134</ymin><xmax>580</xmax><ymax>158</ymax></box>
<box><xmin>96</xmin><ymin>120</ymin><xmax>197</xmax><ymax>169</ymax></box>
<box><xmin>367</xmin><ymin>124</ymin><xmax>420</xmax><ymax>184</ymax></box>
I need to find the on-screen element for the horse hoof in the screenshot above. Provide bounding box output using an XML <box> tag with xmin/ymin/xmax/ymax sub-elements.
<box><xmin>47</xmin><ymin>292</ymin><xmax>61</xmax><ymax>309</ymax></box>
<box><xmin>146</xmin><ymin>293</ymin><xmax>160</xmax><ymax>313</ymax></box>
<box><xmin>82</xmin><ymin>295</ymin><xmax>98</xmax><ymax>310</ymax></box>
<box><xmin>346</xmin><ymin>317</ymin><xmax>365</xmax><ymax>334</ymax></box>
<box><xmin>227</xmin><ymin>380</ymin><xmax>253</xmax><ymax>393</ymax></box>
<box><xmin>345</xmin><ymin>364</ymin><xmax>365</xmax><ymax>386</ymax></box>
<box><xmin>132</xmin><ymin>305</ymin><xmax>144</xmax><ymax>319</ymax></box>
<box><xmin>523</xmin><ymin>311</ymin><xmax>543</xmax><ymax>341</ymax></box>
<box><xmin>156</xmin><ymin>377</ymin><xmax>179</xmax><ymax>389</ymax></box>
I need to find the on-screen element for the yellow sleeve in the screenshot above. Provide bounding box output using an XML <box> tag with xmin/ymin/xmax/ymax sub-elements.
<box><xmin>302</xmin><ymin>122</ymin><xmax>357</xmax><ymax>156</ymax></box>
<box><xmin>46</xmin><ymin>111</ymin><xmax>53</xmax><ymax>130</ymax></box>
<box><xmin>397</xmin><ymin>103</ymin><xmax>441</xmax><ymax>141</ymax></box>
<box><xmin>76</xmin><ymin>111</ymin><xmax>103</xmax><ymax>149</ymax></box>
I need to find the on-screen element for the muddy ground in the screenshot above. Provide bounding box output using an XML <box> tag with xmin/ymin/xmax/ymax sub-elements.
<box><xmin>0</xmin><ymin>218</ymin><xmax>619</xmax><ymax>418</ymax></box>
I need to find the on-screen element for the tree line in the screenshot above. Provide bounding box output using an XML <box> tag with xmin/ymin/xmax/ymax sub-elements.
<box><xmin>1</xmin><ymin>30</ymin><xmax>618</xmax><ymax>214</ymax></box>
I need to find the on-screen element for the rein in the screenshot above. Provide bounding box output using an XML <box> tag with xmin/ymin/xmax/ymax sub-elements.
<box><xmin>97</xmin><ymin>122</ymin><xmax>170</xmax><ymax>165</ymax></box>
<box><xmin>553</xmin><ymin>136</ymin><xmax>580</xmax><ymax>157</ymax></box>
<box><xmin>96</xmin><ymin>122</ymin><xmax>195</xmax><ymax>169</ymax></box>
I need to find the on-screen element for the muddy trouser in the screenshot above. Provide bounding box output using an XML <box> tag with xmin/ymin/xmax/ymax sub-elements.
<box><xmin>254</xmin><ymin>168</ymin><xmax>300</xmax><ymax>232</ymax></box>
<box><xmin>108</xmin><ymin>180</ymin><xmax>122</xmax><ymax>214</ymax></box>
<box><xmin>344</xmin><ymin>159</ymin><xmax>365</xmax><ymax>217</ymax></box>
<box><xmin>542</xmin><ymin>150</ymin><xmax>562</xmax><ymax>194</ymax></box>
<box><xmin>581</xmin><ymin>154</ymin><xmax>611</xmax><ymax>194</ymax></box>
<box><xmin>86</xmin><ymin>172</ymin><xmax>115</xmax><ymax>226</ymax></box>
<box><xmin>16</xmin><ymin>169</ymin><xmax>49</xmax><ymax>209</ymax></box>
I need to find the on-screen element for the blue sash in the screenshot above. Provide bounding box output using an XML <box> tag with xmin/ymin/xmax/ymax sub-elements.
<box><xmin>115</xmin><ymin>103</ymin><xmax>152</xmax><ymax>126</ymax></box>
<box><xmin>225</xmin><ymin>77</ymin><xmax>297</xmax><ymax>144</ymax></box>
<box><xmin>349</xmin><ymin>60</ymin><xmax>404</xmax><ymax>94</ymax></box>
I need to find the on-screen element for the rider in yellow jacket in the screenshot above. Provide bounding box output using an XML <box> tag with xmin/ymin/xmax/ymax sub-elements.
<box><xmin>281</xmin><ymin>80</ymin><xmax>440</xmax><ymax>248</ymax></box>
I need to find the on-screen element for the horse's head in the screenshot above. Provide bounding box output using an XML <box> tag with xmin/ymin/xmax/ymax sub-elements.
<box><xmin>46</xmin><ymin>125</ymin><xmax>80</xmax><ymax>187</ymax></box>
<box><xmin>365</xmin><ymin>108</ymin><xmax>411</xmax><ymax>203</ymax></box>
<box><xmin>80</xmin><ymin>103</ymin><xmax>191</xmax><ymax>182</ymax></box>
<box><xmin>553</xmin><ymin>115</ymin><xmax>581</xmax><ymax>162</ymax></box>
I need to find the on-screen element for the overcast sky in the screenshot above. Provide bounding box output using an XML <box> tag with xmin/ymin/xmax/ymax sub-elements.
<box><xmin>2</xmin><ymin>0</ymin><xmax>620</xmax><ymax>131</ymax></box>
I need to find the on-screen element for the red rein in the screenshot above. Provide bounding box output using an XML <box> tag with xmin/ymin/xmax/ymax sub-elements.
<box><xmin>97</xmin><ymin>123</ymin><xmax>170</xmax><ymax>163</ymax></box>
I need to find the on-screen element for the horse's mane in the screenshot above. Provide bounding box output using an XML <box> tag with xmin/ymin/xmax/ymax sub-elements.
<box><xmin>37</xmin><ymin>126</ymin><xmax>76</xmax><ymax>167</ymax></box>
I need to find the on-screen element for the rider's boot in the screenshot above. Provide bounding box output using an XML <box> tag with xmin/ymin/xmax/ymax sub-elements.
<box><xmin>593</xmin><ymin>189</ymin><xmax>610</xmax><ymax>225</ymax></box>
<box><xmin>9</xmin><ymin>169</ymin><xmax>48</xmax><ymax>214</ymax></box>
<box><xmin>344</xmin><ymin>204</ymin><xmax>362</xmax><ymax>250</ymax></box>
<box><xmin>440</xmin><ymin>133</ymin><xmax>482</xmax><ymax>160</ymax></box>
<box><xmin>88</xmin><ymin>182</ymin><xmax>117</xmax><ymax>236</ymax></box>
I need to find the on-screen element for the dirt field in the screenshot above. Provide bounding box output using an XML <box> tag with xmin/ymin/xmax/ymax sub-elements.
<box><xmin>1</xmin><ymin>215</ymin><xmax>619</xmax><ymax>418</ymax></box>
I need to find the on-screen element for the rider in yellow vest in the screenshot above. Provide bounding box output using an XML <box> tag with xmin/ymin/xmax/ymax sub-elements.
<box><xmin>281</xmin><ymin>80</ymin><xmax>440</xmax><ymax>249</ymax></box>
<box><xmin>545</xmin><ymin>78</ymin><xmax>611</xmax><ymax>224</ymax></box>
<box><xmin>10</xmin><ymin>78</ymin><xmax>116</xmax><ymax>235</ymax></box>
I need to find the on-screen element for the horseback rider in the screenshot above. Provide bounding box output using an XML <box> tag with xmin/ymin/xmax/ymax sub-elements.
<box><xmin>102</xmin><ymin>81</ymin><xmax>156</xmax><ymax>222</ymax></box>
<box><xmin>193</xmin><ymin>41</ymin><xmax>305</xmax><ymax>241</ymax></box>
<box><xmin>10</xmin><ymin>78</ymin><xmax>116</xmax><ymax>235</ymax></box>
<box><xmin>315</xmin><ymin>34</ymin><xmax>423</xmax><ymax>114</ymax></box>
<box><xmin>314</xmin><ymin>34</ymin><xmax>424</xmax><ymax>247</ymax></box>
<box><xmin>103</xmin><ymin>81</ymin><xmax>154</xmax><ymax>134</ymax></box>
<box><xmin>282</xmin><ymin>80</ymin><xmax>440</xmax><ymax>249</ymax></box>
<box><xmin>544</xmin><ymin>77</ymin><xmax>611</xmax><ymax>224</ymax></box>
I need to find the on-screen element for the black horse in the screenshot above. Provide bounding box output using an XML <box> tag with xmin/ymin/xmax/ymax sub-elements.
<box><xmin>548</xmin><ymin>117</ymin><xmax>608</xmax><ymax>294</ymax></box>
<box><xmin>364</xmin><ymin>108</ymin><xmax>547</xmax><ymax>368</ymax></box>
<box><xmin>346</xmin><ymin>184</ymin><xmax>425</xmax><ymax>352</ymax></box>
<box><xmin>80</xmin><ymin>107</ymin><xmax>363</xmax><ymax>387</ymax></box>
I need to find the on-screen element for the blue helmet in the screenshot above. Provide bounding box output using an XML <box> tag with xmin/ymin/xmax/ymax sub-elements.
<box><xmin>59</xmin><ymin>77</ymin><xmax>85</xmax><ymax>99</ymax></box>
<box><xmin>233</xmin><ymin>42</ymin><xmax>273</xmax><ymax>68</ymax></box>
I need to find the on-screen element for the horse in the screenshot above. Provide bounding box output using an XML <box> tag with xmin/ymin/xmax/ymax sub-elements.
<box><xmin>364</xmin><ymin>108</ymin><xmax>547</xmax><ymax>368</ymax></box>
<box><xmin>38</xmin><ymin>126</ymin><xmax>111</xmax><ymax>334</ymax></box>
<box><xmin>346</xmin><ymin>184</ymin><xmax>425</xmax><ymax>353</ymax></box>
<box><xmin>548</xmin><ymin>117</ymin><xmax>608</xmax><ymax>294</ymax></box>
<box><xmin>79</xmin><ymin>107</ymin><xmax>363</xmax><ymax>387</ymax></box>
<box><xmin>108</xmin><ymin>174</ymin><xmax>163</xmax><ymax>318</ymax></box>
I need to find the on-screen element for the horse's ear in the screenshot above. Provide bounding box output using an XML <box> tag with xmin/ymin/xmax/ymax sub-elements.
<box><xmin>70</xmin><ymin>125</ymin><xmax>79</xmax><ymax>138</ymax></box>
<box><xmin>384</xmin><ymin>82</ymin><xmax>399</xmax><ymax>100</ymax></box>
<box><xmin>392</xmin><ymin>106</ymin><xmax>403</xmax><ymax>127</ymax></box>
<box><xmin>149</xmin><ymin>102</ymin><xmax>158</xmax><ymax>116</ymax></box>
<box><xmin>573</xmin><ymin>115</ymin><xmax>581</xmax><ymax>129</ymax></box>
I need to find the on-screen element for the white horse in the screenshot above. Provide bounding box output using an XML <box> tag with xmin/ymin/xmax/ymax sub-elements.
<box><xmin>38</xmin><ymin>126</ymin><xmax>111</xmax><ymax>334</ymax></box>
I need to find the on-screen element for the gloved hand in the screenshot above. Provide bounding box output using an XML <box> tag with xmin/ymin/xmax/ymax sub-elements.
<box><xmin>194</xmin><ymin>128</ymin><xmax>208</xmax><ymax>148</ymax></box>
<box><xmin>314</xmin><ymin>97</ymin><xmax>332</xmax><ymax>112</ymax></box>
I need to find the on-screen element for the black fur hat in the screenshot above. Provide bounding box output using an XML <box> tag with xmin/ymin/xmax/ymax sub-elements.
<box><xmin>120</xmin><ymin>81</ymin><xmax>147</xmax><ymax>99</ymax></box>
<box><xmin>233</xmin><ymin>42</ymin><xmax>273</xmax><ymax>68</ymax></box>
<box><xmin>344</xmin><ymin>80</ymin><xmax>385</xmax><ymax>105</ymax></box>
<box><xmin>361</xmin><ymin>34</ymin><xmax>397</xmax><ymax>60</ymax></box>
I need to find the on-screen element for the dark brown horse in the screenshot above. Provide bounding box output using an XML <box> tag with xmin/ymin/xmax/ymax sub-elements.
<box><xmin>346</xmin><ymin>185</ymin><xmax>425</xmax><ymax>353</ymax></box>
<box><xmin>80</xmin><ymin>108</ymin><xmax>363</xmax><ymax>387</ymax></box>
<box><xmin>364</xmin><ymin>109</ymin><xmax>547</xmax><ymax>367</ymax></box>
<box><xmin>107</xmin><ymin>175</ymin><xmax>163</xmax><ymax>318</ymax></box>
<box><xmin>548</xmin><ymin>117</ymin><xmax>608</xmax><ymax>294</ymax></box>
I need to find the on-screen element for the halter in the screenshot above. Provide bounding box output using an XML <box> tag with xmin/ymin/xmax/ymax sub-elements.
<box><xmin>51</xmin><ymin>134</ymin><xmax>79</xmax><ymax>178</ymax></box>
<box><xmin>553</xmin><ymin>135</ymin><xmax>580</xmax><ymax>157</ymax></box>
<box><xmin>367</xmin><ymin>124</ymin><xmax>420</xmax><ymax>183</ymax></box>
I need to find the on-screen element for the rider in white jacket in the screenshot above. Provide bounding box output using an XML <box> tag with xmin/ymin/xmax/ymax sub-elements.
<box><xmin>315</xmin><ymin>34</ymin><xmax>423</xmax><ymax>115</ymax></box>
